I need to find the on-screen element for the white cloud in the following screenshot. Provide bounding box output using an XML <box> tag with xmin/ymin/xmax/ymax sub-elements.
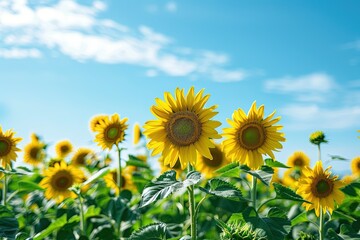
<box><xmin>0</xmin><ymin>48</ymin><xmax>42</xmax><ymax>58</ymax></box>
<box><xmin>146</xmin><ymin>69</ymin><xmax>158</xmax><ymax>77</ymax></box>
<box><xmin>280</xmin><ymin>104</ymin><xmax>360</xmax><ymax>130</ymax></box>
<box><xmin>0</xmin><ymin>0</ymin><xmax>249</xmax><ymax>81</ymax></box>
<box><xmin>165</xmin><ymin>2</ymin><xmax>177</xmax><ymax>12</ymax></box>
<box><xmin>343</xmin><ymin>40</ymin><xmax>360</xmax><ymax>51</ymax></box>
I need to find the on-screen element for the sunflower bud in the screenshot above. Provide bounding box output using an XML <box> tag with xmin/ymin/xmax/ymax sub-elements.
<box><xmin>309</xmin><ymin>131</ymin><xmax>328</xmax><ymax>146</ymax></box>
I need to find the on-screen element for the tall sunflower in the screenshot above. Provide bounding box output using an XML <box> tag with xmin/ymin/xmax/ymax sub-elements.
<box><xmin>144</xmin><ymin>87</ymin><xmax>221</xmax><ymax>169</ymax></box>
<box><xmin>24</xmin><ymin>141</ymin><xmax>45</xmax><ymax>166</ymax></box>
<box><xmin>40</xmin><ymin>162</ymin><xmax>84</xmax><ymax>203</ymax></box>
<box><xmin>296</xmin><ymin>161</ymin><xmax>345</xmax><ymax>216</ymax></box>
<box><xmin>222</xmin><ymin>101</ymin><xmax>285</xmax><ymax>170</ymax></box>
<box><xmin>89</xmin><ymin>114</ymin><xmax>108</xmax><ymax>132</ymax></box>
<box><xmin>0</xmin><ymin>126</ymin><xmax>22</xmax><ymax>167</ymax></box>
<box><xmin>71</xmin><ymin>148</ymin><xmax>93</xmax><ymax>167</ymax></box>
<box><xmin>287</xmin><ymin>151</ymin><xmax>310</xmax><ymax>168</ymax></box>
<box><xmin>133</xmin><ymin>123</ymin><xmax>143</xmax><ymax>145</ymax></box>
<box><xmin>55</xmin><ymin>140</ymin><xmax>73</xmax><ymax>158</ymax></box>
<box><xmin>351</xmin><ymin>156</ymin><xmax>360</xmax><ymax>176</ymax></box>
<box><xmin>195</xmin><ymin>143</ymin><xmax>230</xmax><ymax>178</ymax></box>
<box><xmin>94</xmin><ymin>113</ymin><xmax>128</xmax><ymax>150</ymax></box>
<box><xmin>104</xmin><ymin>167</ymin><xmax>135</xmax><ymax>195</ymax></box>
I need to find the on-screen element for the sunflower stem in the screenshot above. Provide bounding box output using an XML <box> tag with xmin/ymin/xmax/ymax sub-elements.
<box><xmin>251</xmin><ymin>175</ymin><xmax>257</xmax><ymax>209</ymax></box>
<box><xmin>318</xmin><ymin>144</ymin><xmax>321</xmax><ymax>161</ymax></box>
<box><xmin>2</xmin><ymin>172</ymin><xmax>7</xmax><ymax>206</ymax></box>
<box><xmin>79</xmin><ymin>194</ymin><xmax>86</xmax><ymax>236</ymax></box>
<box><xmin>319</xmin><ymin>206</ymin><xmax>325</xmax><ymax>240</ymax></box>
<box><xmin>187</xmin><ymin>164</ymin><xmax>197</xmax><ymax>240</ymax></box>
<box><xmin>116</xmin><ymin>145</ymin><xmax>122</xmax><ymax>190</ymax></box>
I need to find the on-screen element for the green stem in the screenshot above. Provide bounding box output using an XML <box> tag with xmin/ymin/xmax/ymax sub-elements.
<box><xmin>187</xmin><ymin>165</ymin><xmax>197</xmax><ymax>240</ymax></box>
<box><xmin>194</xmin><ymin>195</ymin><xmax>208</xmax><ymax>218</ymax></box>
<box><xmin>116</xmin><ymin>145</ymin><xmax>122</xmax><ymax>190</ymax></box>
<box><xmin>319</xmin><ymin>206</ymin><xmax>324</xmax><ymax>240</ymax></box>
<box><xmin>257</xmin><ymin>198</ymin><xmax>276</xmax><ymax>212</ymax></box>
<box><xmin>79</xmin><ymin>195</ymin><xmax>86</xmax><ymax>236</ymax></box>
<box><xmin>251</xmin><ymin>175</ymin><xmax>257</xmax><ymax>209</ymax></box>
<box><xmin>318</xmin><ymin>144</ymin><xmax>321</xmax><ymax>161</ymax></box>
<box><xmin>2</xmin><ymin>170</ymin><xmax>7</xmax><ymax>206</ymax></box>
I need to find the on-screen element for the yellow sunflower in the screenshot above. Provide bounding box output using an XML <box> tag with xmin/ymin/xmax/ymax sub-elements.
<box><xmin>30</xmin><ymin>133</ymin><xmax>41</xmax><ymax>143</ymax></box>
<box><xmin>195</xmin><ymin>143</ymin><xmax>230</xmax><ymax>178</ymax></box>
<box><xmin>23</xmin><ymin>141</ymin><xmax>45</xmax><ymax>166</ymax></box>
<box><xmin>351</xmin><ymin>156</ymin><xmax>360</xmax><ymax>176</ymax></box>
<box><xmin>104</xmin><ymin>167</ymin><xmax>135</xmax><ymax>195</ymax></box>
<box><xmin>287</xmin><ymin>151</ymin><xmax>310</xmax><ymax>168</ymax></box>
<box><xmin>55</xmin><ymin>140</ymin><xmax>73</xmax><ymax>158</ymax></box>
<box><xmin>296</xmin><ymin>161</ymin><xmax>345</xmax><ymax>216</ymax></box>
<box><xmin>159</xmin><ymin>157</ymin><xmax>184</xmax><ymax>178</ymax></box>
<box><xmin>89</xmin><ymin>114</ymin><xmax>108</xmax><ymax>132</ymax></box>
<box><xmin>133</xmin><ymin>123</ymin><xmax>143</xmax><ymax>145</ymax></box>
<box><xmin>0</xmin><ymin>126</ymin><xmax>22</xmax><ymax>167</ymax></box>
<box><xmin>94</xmin><ymin>113</ymin><xmax>128</xmax><ymax>150</ymax></box>
<box><xmin>283</xmin><ymin>168</ymin><xmax>303</xmax><ymax>189</ymax></box>
<box><xmin>222</xmin><ymin>101</ymin><xmax>285</xmax><ymax>170</ymax></box>
<box><xmin>48</xmin><ymin>158</ymin><xmax>65</xmax><ymax>167</ymax></box>
<box><xmin>40</xmin><ymin>162</ymin><xmax>84</xmax><ymax>203</ymax></box>
<box><xmin>144</xmin><ymin>87</ymin><xmax>221</xmax><ymax>169</ymax></box>
<box><xmin>71</xmin><ymin>148</ymin><xmax>93</xmax><ymax>167</ymax></box>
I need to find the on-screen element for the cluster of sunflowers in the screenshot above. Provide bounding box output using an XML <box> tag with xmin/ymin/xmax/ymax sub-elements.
<box><xmin>0</xmin><ymin>87</ymin><xmax>359</xmax><ymax>240</ymax></box>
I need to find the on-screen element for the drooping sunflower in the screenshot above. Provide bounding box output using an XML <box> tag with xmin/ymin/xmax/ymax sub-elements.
<box><xmin>89</xmin><ymin>114</ymin><xmax>108</xmax><ymax>132</ymax></box>
<box><xmin>296</xmin><ymin>161</ymin><xmax>345</xmax><ymax>216</ymax></box>
<box><xmin>144</xmin><ymin>87</ymin><xmax>221</xmax><ymax>169</ymax></box>
<box><xmin>351</xmin><ymin>156</ymin><xmax>360</xmax><ymax>176</ymax></box>
<box><xmin>94</xmin><ymin>113</ymin><xmax>128</xmax><ymax>150</ymax></box>
<box><xmin>222</xmin><ymin>101</ymin><xmax>285</xmax><ymax>170</ymax></box>
<box><xmin>0</xmin><ymin>126</ymin><xmax>22</xmax><ymax>167</ymax></box>
<box><xmin>104</xmin><ymin>167</ymin><xmax>135</xmax><ymax>195</ymax></box>
<box><xmin>55</xmin><ymin>140</ymin><xmax>73</xmax><ymax>158</ymax></box>
<box><xmin>23</xmin><ymin>141</ymin><xmax>45</xmax><ymax>166</ymax></box>
<box><xmin>71</xmin><ymin>148</ymin><xmax>93</xmax><ymax>167</ymax></box>
<box><xmin>287</xmin><ymin>151</ymin><xmax>310</xmax><ymax>168</ymax></box>
<box><xmin>40</xmin><ymin>162</ymin><xmax>84</xmax><ymax>203</ymax></box>
<box><xmin>133</xmin><ymin>123</ymin><xmax>143</xmax><ymax>145</ymax></box>
<box><xmin>195</xmin><ymin>143</ymin><xmax>230</xmax><ymax>178</ymax></box>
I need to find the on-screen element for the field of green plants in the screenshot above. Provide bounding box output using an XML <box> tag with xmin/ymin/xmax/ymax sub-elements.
<box><xmin>0</xmin><ymin>87</ymin><xmax>359</xmax><ymax>240</ymax></box>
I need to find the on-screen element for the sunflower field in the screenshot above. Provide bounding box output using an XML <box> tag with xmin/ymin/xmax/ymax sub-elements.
<box><xmin>0</xmin><ymin>87</ymin><xmax>359</xmax><ymax>240</ymax></box>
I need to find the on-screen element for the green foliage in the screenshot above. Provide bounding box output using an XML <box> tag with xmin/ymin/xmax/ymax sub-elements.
<box><xmin>129</xmin><ymin>222</ymin><xmax>170</xmax><ymax>240</ymax></box>
<box><xmin>341</xmin><ymin>181</ymin><xmax>360</xmax><ymax>197</ymax></box>
<box><xmin>240</xmin><ymin>165</ymin><xmax>274</xmax><ymax>186</ymax></box>
<box><xmin>265</xmin><ymin>158</ymin><xmax>290</xmax><ymax>168</ymax></box>
<box><xmin>214</xmin><ymin>162</ymin><xmax>241</xmax><ymax>177</ymax></box>
<box><xmin>127</xmin><ymin>155</ymin><xmax>150</xmax><ymax>169</ymax></box>
<box><xmin>200</xmin><ymin>178</ymin><xmax>248</xmax><ymax>202</ymax></box>
<box><xmin>0</xmin><ymin>205</ymin><xmax>19</xmax><ymax>239</ymax></box>
<box><xmin>273</xmin><ymin>183</ymin><xmax>310</xmax><ymax>203</ymax></box>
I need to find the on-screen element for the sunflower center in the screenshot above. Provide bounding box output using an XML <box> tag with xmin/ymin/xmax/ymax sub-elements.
<box><xmin>76</xmin><ymin>153</ymin><xmax>87</xmax><ymax>165</ymax></box>
<box><xmin>357</xmin><ymin>161</ymin><xmax>360</xmax><ymax>170</ymax></box>
<box><xmin>30</xmin><ymin>147</ymin><xmax>40</xmax><ymax>159</ymax></box>
<box><xmin>60</xmin><ymin>145</ymin><xmax>69</xmax><ymax>153</ymax></box>
<box><xmin>52</xmin><ymin>171</ymin><xmax>74</xmax><ymax>191</ymax></box>
<box><xmin>293</xmin><ymin>158</ymin><xmax>304</xmax><ymax>167</ymax></box>
<box><xmin>238</xmin><ymin>123</ymin><xmax>265</xmax><ymax>150</ymax></box>
<box><xmin>312</xmin><ymin>178</ymin><xmax>334</xmax><ymax>198</ymax></box>
<box><xmin>166</xmin><ymin>111</ymin><xmax>202</xmax><ymax>146</ymax></box>
<box><xmin>0</xmin><ymin>139</ymin><xmax>11</xmax><ymax>156</ymax></box>
<box><xmin>202</xmin><ymin>147</ymin><xmax>223</xmax><ymax>167</ymax></box>
<box><xmin>105</xmin><ymin>125</ymin><xmax>120</xmax><ymax>141</ymax></box>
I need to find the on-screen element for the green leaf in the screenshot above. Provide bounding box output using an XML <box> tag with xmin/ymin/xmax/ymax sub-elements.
<box><xmin>140</xmin><ymin>171</ymin><xmax>183</xmax><ymax>208</ymax></box>
<box><xmin>0</xmin><ymin>205</ymin><xmax>19</xmax><ymax>239</ymax></box>
<box><xmin>33</xmin><ymin>214</ymin><xmax>67</xmax><ymax>240</ymax></box>
<box><xmin>183</xmin><ymin>171</ymin><xmax>201</xmax><ymax>187</ymax></box>
<box><xmin>265</xmin><ymin>158</ymin><xmax>290</xmax><ymax>168</ymax></box>
<box><xmin>329</xmin><ymin>155</ymin><xmax>348</xmax><ymax>161</ymax></box>
<box><xmin>0</xmin><ymin>167</ymin><xmax>26</xmax><ymax>176</ymax></box>
<box><xmin>200</xmin><ymin>178</ymin><xmax>248</xmax><ymax>202</ymax></box>
<box><xmin>84</xmin><ymin>205</ymin><xmax>101</xmax><ymax>220</ymax></box>
<box><xmin>341</xmin><ymin>182</ymin><xmax>360</xmax><ymax>197</ymax></box>
<box><xmin>273</xmin><ymin>183</ymin><xmax>310</xmax><ymax>203</ymax></box>
<box><xmin>81</xmin><ymin>167</ymin><xmax>110</xmax><ymax>187</ymax></box>
<box><xmin>127</xmin><ymin>155</ymin><xmax>150</xmax><ymax>169</ymax></box>
<box><xmin>18</xmin><ymin>180</ymin><xmax>44</xmax><ymax>192</ymax></box>
<box><xmin>240</xmin><ymin>165</ymin><xmax>274</xmax><ymax>186</ymax></box>
<box><xmin>129</xmin><ymin>222</ymin><xmax>170</xmax><ymax>240</ymax></box>
<box><xmin>214</xmin><ymin>162</ymin><xmax>241</xmax><ymax>177</ymax></box>
<box><xmin>290</xmin><ymin>212</ymin><xmax>308</xmax><ymax>226</ymax></box>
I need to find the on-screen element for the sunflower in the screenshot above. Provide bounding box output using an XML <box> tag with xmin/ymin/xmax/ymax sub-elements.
<box><xmin>351</xmin><ymin>156</ymin><xmax>360</xmax><ymax>176</ymax></box>
<box><xmin>23</xmin><ymin>141</ymin><xmax>45</xmax><ymax>166</ymax></box>
<box><xmin>48</xmin><ymin>158</ymin><xmax>65</xmax><ymax>167</ymax></box>
<box><xmin>309</xmin><ymin>131</ymin><xmax>328</xmax><ymax>146</ymax></box>
<box><xmin>283</xmin><ymin>168</ymin><xmax>303</xmax><ymax>189</ymax></box>
<box><xmin>287</xmin><ymin>151</ymin><xmax>310</xmax><ymax>168</ymax></box>
<box><xmin>104</xmin><ymin>167</ymin><xmax>135</xmax><ymax>195</ymax></box>
<box><xmin>159</xmin><ymin>157</ymin><xmax>184</xmax><ymax>178</ymax></box>
<box><xmin>89</xmin><ymin>114</ymin><xmax>108</xmax><ymax>132</ymax></box>
<box><xmin>144</xmin><ymin>87</ymin><xmax>221</xmax><ymax>169</ymax></box>
<box><xmin>94</xmin><ymin>113</ymin><xmax>128</xmax><ymax>150</ymax></box>
<box><xmin>133</xmin><ymin>123</ymin><xmax>143</xmax><ymax>145</ymax></box>
<box><xmin>222</xmin><ymin>101</ymin><xmax>285</xmax><ymax>170</ymax></box>
<box><xmin>0</xmin><ymin>126</ymin><xmax>22</xmax><ymax>167</ymax></box>
<box><xmin>40</xmin><ymin>162</ymin><xmax>84</xmax><ymax>203</ymax></box>
<box><xmin>71</xmin><ymin>148</ymin><xmax>93</xmax><ymax>167</ymax></box>
<box><xmin>55</xmin><ymin>140</ymin><xmax>73</xmax><ymax>158</ymax></box>
<box><xmin>296</xmin><ymin>161</ymin><xmax>345</xmax><ymax>216</ymax></box>
<box><xmin>195</xmin><ymin>143</ymin><xmax>230</xmax><ymax>178</ymax></box>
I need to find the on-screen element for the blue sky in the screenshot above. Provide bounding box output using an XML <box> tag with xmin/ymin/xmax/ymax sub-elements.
<box><xmin>0</xmin><ymin>0</ymin><xmax>359</xmax><ymax>174</ymax></box>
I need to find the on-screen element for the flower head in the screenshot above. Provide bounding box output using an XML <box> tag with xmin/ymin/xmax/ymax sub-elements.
<box><xmin>89</xmin><ymin>114</ymin><xmax>108</xmax><ymax>132</ymax></box>
<box><xmin>351</xmin><ymin>156</ymin><xmax>360</xmax><ymax>176</ymax></box>
<box><xmin>133</xmin><ymin>123</ymin><xmax>143</xmax><ymax>145</ymax></box>
<box><xmin>71</xmin><ymin>148</ymin><xmax>93</xmax><ymax>167</ymax></box>
<box><xmin>0</xmin><ymin>126</ymin><xmax>22</xmax><ymax>167</ymax></box>
<box><xmin>309</xmin><ymin>131</ymin><xmax>328</xmax><ymax>146</ymax></box>
<box><xmin>55</xmin><ymin>140</ymin><xmax>73</xmax><ymax>158</ymax></box>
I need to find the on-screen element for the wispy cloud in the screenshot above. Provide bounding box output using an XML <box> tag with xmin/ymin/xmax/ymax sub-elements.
<box><xmin>280</xmin><ymin>104</ymin><xmax>360</xmax><ymax>130</ymax></box>
<box><xmin>264</xmin><ymin>72</ymin><xmax>336</xmax><ymax>102</ymax></box>
<box><xmin>343</xmin><ymin>40</ymin><xmax>360</xmax><ymax>51</ymax></box>
<box><xmin>0</xmin><ymin>0</ymin><xmax>249</xmax><ymax>81</ymax></box>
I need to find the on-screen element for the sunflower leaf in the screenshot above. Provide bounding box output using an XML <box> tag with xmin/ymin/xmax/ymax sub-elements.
<box><xmin>183</xmin><ymin>171</ymin><xmax>201</xmax><ymax>187</ymax></box>
<box><xmin>129</xmin><ymin>222</ymin><xmax>171</xmax><ymax>240</ymax></box>
<box><xmin>341</xmin><ymin>182</ymin><xmax>360</xmax><ymax>197</ymax></box>
<box><xmin>273</xmin><ymin>183</ymin><xmax>311</xmax><ymax>203</ymax></box>
<box><xmin>127</xmin><ymin>155</ymin><xmax>150</xmax><ymax>168</ymax></box>
<box><xmin>33</xmin><ymin>214</ymin><xmax>67</xmax><ymax>240</ymax></box>
<box><xmin>265</xmin><ymin>159</ymin><xmax>290</xmax><ymax>168</ymax></box>
<box><xmin>0</xmin><ymin>205</ymin><xmax>19</xmax><ymax>239</ymax></box>
<box><xmin>290</xmin><ymin>212</ymin><xmax>308</xmax><ymax>226</ymax></box>
<box><xmin>240</xmin><ymin>165</ymin><xmax>274</xmax><ymax>186</ymax></box>
<box><xmin>214</xmin><ymin>162</ymin><xmax>241</xmax><ymax>177</ymax></box>
<box><xmin>81</xmin><ymin>167</ymin><xmax>110</xmax><ymax>187</ymax></box>
<box><xmin>18</xmin><ymin>180</ymin><xmax>44</xmax><ymax>192</ymax></box>
<box><xmin>199</xmin><ymin>178</ymin><xmax>248</xmax><ymax>202</ymax></box>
